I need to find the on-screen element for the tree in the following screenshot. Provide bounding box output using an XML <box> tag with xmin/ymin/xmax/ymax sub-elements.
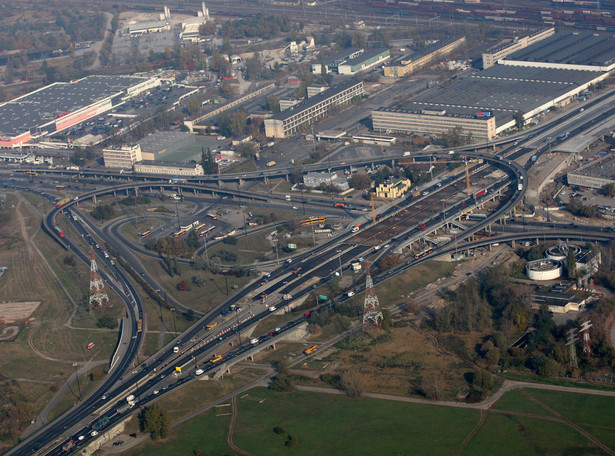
<box><xmin>186</xmin><ymin>98</ymin><xmax>200</xmax><ymax>116</ymax></box>
<box><xmin>201</xmin><ymin>147</ymin><xmax>216</xmax><ymax>174</ymax></box>
<box><xmin>567</xmin><ymin>249</ymin><xmax>577</xmax><ymax>279</ymax></box>
<box><xmin>514</xmin><ymin>110</ymin><xmax>525</xmax><ymax>129</ymax></box>
<box><xmin>139</xmin><ymin>404</ymin><xmax>171</xmax><ymax>440</ymax></box>
<box><xmin>350</xmin><ymin>173</ymin><xmax>372</xmax><ymax>190</ymax></box>
<box><xmin>603</xmin><ymin>183</ymin><xmax>615</xmax><ymax>197</ymax></box>
<box><xmin>265</xmin><ymin>95</ymin><xmax>280</xmax><ymax>113</ymax></box>
<box><xmin>230</xmin><ymin>109</ymin><xmax>247</xmax><ymax>137</ymax></box>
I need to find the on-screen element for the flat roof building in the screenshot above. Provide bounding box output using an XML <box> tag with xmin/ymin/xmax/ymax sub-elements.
<box><xmin>134</xmin><ymin>161</ymin><xmax>204</xmax><ymax>176</ymax></box>
<box><xmin>103</xmin><ymin>144</ymin><xmax>142</xmax><ymax>169</ymax></box>
<box><xmin>482</xmin><ymin>28</ymin><xmax>554</xmax><ymax>69</ymax></box>
<box><xmin>128</xmin><ymin>19</ymin><xmax>170</xmax><ymax>36</ymax></box>
<box><xmin>338</xmin><ymin>48</ymin><xmax>390</xmax><ymax>75</ymax></box>
<box><xmin>0</xmin><ymin>75</ymin><xmax>160</xmax><ymax>148</ymax></box>
<box><xmin>501</xmin><ymin>31</ymin><xmax>615</xmax><ymax>72</ymax></box>
<box><xmin>311</xmin><ymin>48</ymin><xmax>363</xmax><ymax>74</ymax></box>
<box><xmin>372</xmin><ymin>65</ymin><xmax>608</xmax><ymax>140</ymax></box>
<box><xmin>303</xmin><ymin>171</ymin><xmax>349</xmax><ymax>191</ymax></box>
<box><xmin>567</xmin><ymin>154</ymin><xmax>615</xmax><ymax>189</ymax></box>
<box><xmin>265</xmin><ymin>79</ymin><xmax>363</xmax><ymax>139</ymax></box>
<box><xmin>384</xmin><ymin>37</ymin><xmax>466</xmax><ymax>78</ymax></box>
<box><xmin>137</xmin><ymin>131</ymin><xmax>196</xmax><ymax>161</ymax></box>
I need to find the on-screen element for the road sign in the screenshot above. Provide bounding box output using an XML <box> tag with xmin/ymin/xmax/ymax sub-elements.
<box><xmin>319</xmin><ymin>295</ymin><xmax>328</xmax><ymax>301</ymax></box>
<box><xmin>287</xmin><ymin>243</ymin><xmax>297</xmax><ymax>249</ymax></box>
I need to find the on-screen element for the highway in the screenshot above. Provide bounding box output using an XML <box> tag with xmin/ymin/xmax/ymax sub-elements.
<box><xmin>7</xmin><ymin>94</ymin><xmax>615</xmax><ymax>453</ymax></box>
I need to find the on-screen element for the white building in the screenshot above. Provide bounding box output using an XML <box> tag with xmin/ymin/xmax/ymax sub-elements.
<box><xmin>134</xmin><ymin>162</ymin><xmax>204</xmax><ymax>176</ymax></box>
<box><xmin>303</xmin><ymin>171</ymin><xmax>349</xmax><ymax>191</ymax></box>
<box><xmin>103</xmin><ymin>144</ymin><xmax>142</xmax><ymax>169</ymax></box>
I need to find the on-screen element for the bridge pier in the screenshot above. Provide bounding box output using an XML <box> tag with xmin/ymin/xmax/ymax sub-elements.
<box><xmin>511</xmin><ymin>240</ymin><xmax>515</xmax><ymax>248</ymax></box>
<box><xmin>134</xmin><ymin>186</ymin><xmax>138</xmax><ymax>197</ymax></box>
<box><xmin>270</xmin><ymin>342</ymin><xmax>276</xmax><ymax>350</ymax></box>
<box><xmin>238</xmin><ymin>178</ymin><xmax>244</xmax><ymax>186</ymax></box>
<box><xmin>218</xmin><ymin>179</ymin><xmax>223</xmax><ymax>186</ymax></box>
<box><xmin>284</xmin><ymin>173</ymin><xmax>289</xmax><ymax>182</ymax></box>
<box><xmin>113</xmin><ymin>191</ymin><xmax>117</xmax><ymax>199</ymax></box>
<box><xmin>93</xmin><ymin>195</ymin><xmax>97</xmax><ymax>204</ymax></box>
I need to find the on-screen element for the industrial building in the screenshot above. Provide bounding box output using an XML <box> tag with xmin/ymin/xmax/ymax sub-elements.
<box><xmin>384</xmin><ymin>36</ymin><xmax>466</xmax><ymax>78</ymax></box>
<box><xmin>0</xmin><ymin>75</ymin><xmax>160</xmax><ymax>148</ymax></box>
<box><xmin>303</xmin><ymin>171</ymin><xmax>349</xmax><ymax>191</ymax></box>
<box><xmin>133</xmin><ymin>161</ymin><xmax>204</xmax><ymax>176</ymax></box>
<box><xmin>265</xmin><ymin>79</ymin><xmax>363</xmax><ymax>139</ymax></box>
<box><xmin>128</xmin><ymin>19</ymin><xmax>169</xmax><ymax>36</ymax></box>
<box><xmin>137</xmin><ymin>131</ymin><xmax>196</xmax><ymax>161</ymax></box>
<box><xmin>376</xmin><ymin>177</ymin><xmax>411</xmax><ymax>199</ymax></box>
<box><xmin>372</xmin><ymin>64</ymin><xmax>608</xmax><ymax>141</ymax></box>
<box><xmin>500</xmin><ymin>31</ymin><xmax>615</xmax><ymax>72</ymax></box>
<box><xmin>531</xmin><ymin>291</ymin><xmax>586</xmax><ymax>314</ymax></box>
<box><xmin>567</xmin><ymin>154</ymin><xmax>615</xmax><ymax>189</ymax></box>
<box><xmin>103</xmin><ymin>144</ymin><xmax>143</xmax><ymax>169</ymax></box>
<box><xmin>180</xmin><ymin>2</ymin><xmax>210</xmax><ymax>42</ymax></box>
<box><xmin>337</xmin><ymin>48</ymin><xmax>390</xmax><ymax>75</ymax></box>
<box><xmin>482</xmin><ymin>28</ymin><xmax>554</xmax><ymax>69</ymax></box>
<box><xmin>311</xmin><ymin>48</ymin><xmax>363</xmax><ymax>74</ymax></box>
<box><xmin>526</xmin><ymin>258</ymin><xmax>563</xmax><ymax>281</ymax></box>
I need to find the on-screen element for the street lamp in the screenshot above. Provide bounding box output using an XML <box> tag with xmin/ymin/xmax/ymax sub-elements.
<box><xmin>274</xmin><ymin>239</ymin><xmax>280</xmax><ymax>266</ymax></box>
<box><xmin>72</xmin><ymin>363</ymin><xmax>82</xmax><ymax>401</ymax></box>
<box><xmin>171</xmin><ymin>307</ymin><xmax>177</xmax><ymax>336</ymax></box>
<box><xmin>337</xmin><ymin>249</ymin><xmax>343</xmax><ymax>277</ymax></box>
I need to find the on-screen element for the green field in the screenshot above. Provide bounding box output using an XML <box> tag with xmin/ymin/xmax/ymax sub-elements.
<box><xmin>123</xmin><ymin>385</ymin><xmax>615</xmax><ymax>456</ymax></box>
<box><xmin>126</xmin><ymin>388</ymin><xmax>480</xmax><ymax>456</ymax></box>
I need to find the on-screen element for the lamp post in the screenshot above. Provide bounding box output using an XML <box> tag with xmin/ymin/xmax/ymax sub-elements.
<box><xmin>337</xmin><ymin>249</ymin><xmax>343</xmax><ymax>277</ymax></box>
<box><xmin>222</xmin><ymin>269</ymin><xmax>229</xmax><ymax>296</ymax></box>
<box><xmin>72</xmin><ymin>363</ymin><xmax>82</xmax><ymax>401</ymax></box>
<box><xmin>171</xmin><ymin>307</ymin><xmax>177</xmax><ymax>336</ymax></box>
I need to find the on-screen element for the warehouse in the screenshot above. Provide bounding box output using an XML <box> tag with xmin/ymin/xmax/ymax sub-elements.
<box><xmin>337</xmin><ymin>48</ymin><xmax>390</xmax><ymax>75</ymax></box>
<box><xmin>265</xmin><ymin>79</ymin><xmax>363</xmax><ymax>139</ymax></box>
<box><xmin>384</xmin><ymin>36</ymin><xmax>466</xmax><ymax>78</ymax></box>
<box><xmin>567</xmin><ymin>154</ymin><xmax>615</xmax><ymax>189</ymax></box>
<box><xmin>311</xmin><ymin>48</ymin><xmax>363</xmax><ymax>74</ymax></box>
<box><xmin>500</xmin><ymin>31</ymin><xmax>615</xmax><ymax>72</ymax></box>
<box><xmin>0</xmin><ymin>75</ymin><xmax>159</xmax><ymax>148</ymax></box>
<box><xmin>137</xmin><ymin>131</ymin><xmax>196</xmax><ymax>161</ymax></box>
<box><xmin>134</xmin><ymin>161</ymin><xmax>204</xmax><ymax>176</ymax></box>
<box><xmin>372</xmin><ymin>65</ymin><xmax>608</xmax><ymax>141</ymax></box>
<box><xmin>482</xmin><ymin>28</ymin><xmax>554</xmax><ymax>69</ymax></box>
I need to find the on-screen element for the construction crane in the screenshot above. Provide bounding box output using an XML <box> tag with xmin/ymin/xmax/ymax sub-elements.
<box><xmin>370</xmin><ymin>193</ymin><xmax>408</xmax><ymax>226</ymax></box>
<box><xmin>399</xmin><ymin>157</ymin><xmax>477</xmax><ymax>197</ymax></box>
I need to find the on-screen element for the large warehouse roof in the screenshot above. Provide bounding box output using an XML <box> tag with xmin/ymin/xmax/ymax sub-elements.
<box><xmin>392</xmin><ymin>65</ymin><xmax>602</xmax><ymax>128</ymax></box>
<box><xmin>0</xmin><ymin>75</ymin><xmax>151</xmax><ymax>138</ymax></box>
<box><xmin>505</xmin><ymin>31</ymin><xmax>615</xmax><ymax>69</ymax></box>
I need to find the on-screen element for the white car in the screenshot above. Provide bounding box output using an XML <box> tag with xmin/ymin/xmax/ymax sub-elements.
<box><xmin>268</xmin><ymin>306</ymin><xmax>276</xmax><ymax>312</ymax></box>
<box><xmin>91</xmin><ymin>431</ymin><xmax>99</xmax><ymax>437</ymax></box>
<box><xmin>347</xmin><ymin>291</ymin><xmax>355</xmax><ymax>297</ymax></box>
<box><xmin>153</xmin><ymin>390</ymin><xmax>159</xmax><ymax>395</ymax></box>
<box><xmin>250</xmin><ymin>338</ymin><xmax>259</xmax><ymax>345</ymax></box>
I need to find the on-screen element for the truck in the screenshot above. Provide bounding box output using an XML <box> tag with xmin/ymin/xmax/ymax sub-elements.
<box><xmin>285</xmin><ymin>194</ymin><xmax>291</xmax><ymax>201</ymax></box>
<box><xmin>173</xmin><ymin>346</ymin><xmax>179</xmax><ymax>353</ymax></box>
<box><xmin>117</xmin><ymin>403</ymin><xmax>132</xmax><ymax>414</ymax></box>
<box><xmin>195</xmin><ymin>368</ymin><xmax>204</xmax><ymax>376</ymax></box>
<box><xmin>334</xmin><ymin>202</ymin><xmax>345</xmax><ymax>208</ymax></box>
<box><xmin>92</xmin><ymin>416</ymin><xmax>109</xmax><ymax>431</ymax></box>
<box><xmin>474</xmin><ymin>189</ymin><xmax>487</xmax><ymax>199</ymax></box>
<box><xmin>282</xmin><ymin>294</ymin><xmax>293</xmax><ymax>301</ymax></box>
<box><xmin>266</xmin><ymin>161</ymin><xmax>276</xmax><ymax>167</ymax></box>
<box><xmin>56</xmin><ymin>197</ymin><xmax>71</xmax><ymax>208</ymax></box>
<box><xmin>62</xmin><ymin>440</ymin><xmax>76</xmax><ymax>451</ymax></box>
<box><xmin>531</xmin><ymin>155</ymin><xmax>538</xmax><ymax>162</ymax></box>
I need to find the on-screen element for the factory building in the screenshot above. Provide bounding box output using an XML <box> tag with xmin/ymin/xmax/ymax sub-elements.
<box><xmin>482</xmin><ymin>28</ymin><xmax>554</xmax><ymax>69</ymax></box>
<box><xmin>0</xmin><ymin>75</ymin><xmax>160</xmax><ymax>149</ymax></box>
<box><xmin>384</xmin><ymin>36</ymin><xmax>466</xmax><ymax>78</ymax></box>
<box><xmin>265</xmin><ymin>79</ymin><xmax>363</xmax><ymax>139</ymax></box>
<box><xmin>133</xmin><ymin>161</ymin><xmax>204</xmax><ymax>176</ymax></box>
<box><xmin>372</xmin><ymin>64</ymin><xmax>607</xmax><ymax>141</ymax></box>
<box><xmin>567</xmin><ymin>154</ymin><xmax>615</xmax><ymax>189</ymax></box>
<box><xmin>128</xmin><ymin>19</ymin><xmax>169</xmax><ymax>36</ymax></box>
<box><xmin>311</xmin><ymin>48</ymin><xmax>363</xmax><ymax>74</ymax></box>
<box><xmin>303</xmin><ymin>171</ymin><xmax>349</xmax><ymax>191</ymax></box>
<box><xmin>103</xmin><ymin>144</ymin><xmax>143</xmax><ymax>169</ymax></box>
<box><xmin>500</xmin><ymin>30</ymin><xmax>615</xmax><ymax>72</ymax></box>
<box><xmin>337</xmin><ymin>48</ymin><xmax>390</xmax><ymax>75</ymax></box>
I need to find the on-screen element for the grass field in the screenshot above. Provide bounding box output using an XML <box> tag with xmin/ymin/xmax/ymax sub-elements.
<box><xmin>125</xmin><ymin>387</ymin><xmax>480</xmax><ymax>456</ymax></box>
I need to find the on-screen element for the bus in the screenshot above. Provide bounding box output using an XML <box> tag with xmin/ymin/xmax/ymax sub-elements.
<box><xmin>55</xmin><ymin>185</ymin><xmax>66</xmax><ymax>190</ymax></box>
<box><xmin>174</xmin><ymin>230</ymin><xmax>186</xmax><ymax>238</ymax></box>
<box><xmin>199</xmin><ymin>226</ymin><xmax>215</xmax><ymax>237</ymax></box>
<box><xmin>414</xmin><ymin>248</ymin><xmax>433</xmax><ymax>260</ymax></box>
<box><xmin>194</xmin><ymin>223</ymin><xmax>208</xmax><ymax>231</ymax></box>
<box><xmin>138</xmin><ymin>230</ymin><xmax>152</xmax><ymax>238</ymax></box>
<box><xmin>207</xmin><ymin>213</ymin><xmax>218</xmax><ymax>220</ymax></box>
<box><xmin>137</xmin><ymin>319</ymin><xmax>143</xmax><ymax>333</ymax></box>
<box><xmin>298</xmin><ymin>216</ymin><xmax>326</xmax><ymax>226</ymax></box>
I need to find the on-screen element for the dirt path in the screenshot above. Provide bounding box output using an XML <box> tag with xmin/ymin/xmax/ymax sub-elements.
<box><xmin>226</xmin><ymin>396</ymin><xmax>255</xmax><ymax>456</ymax></box>
<box><xmin>14</xmin><ymin>198</ymin><xmax>34</xmax><ymax>259</ymax></box>
<box><xmin>455</xmin><ymin>410</ymin><xmax>486</xmax><ymax>456</ymax></box>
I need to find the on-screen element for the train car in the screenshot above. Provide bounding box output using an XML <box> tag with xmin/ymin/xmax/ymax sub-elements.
<box><xmin>137</xmin><ymin>318</ymin><xmax>143</xmax><ymax>333</ymax></box>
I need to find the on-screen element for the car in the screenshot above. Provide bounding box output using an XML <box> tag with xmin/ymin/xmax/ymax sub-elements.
<box><xmin>269</xmin><ymin>306</ymin><xmax>276</xmax><ymax>312</ymax></box>
<box><xmin>250</xmin><ymin>338</ymin><xmax>259</xmax><ymax>345</ymax></box>
<box><xmin>292</xmin><ymin>206</ymin><xmax>298</xmax><ymax>210</ymax></box>
<box><xmin>347</xmin><ymin>291</ymin><xmax>355</xmax><ymax>297</ymax></box>
<box><xmin>269</xmin><ymin>331</ymin><xmax>275</xmax><ymax>336</ymax></box>
<box><xmin>162</xmin><ymin>385</ymin><xmax>169</xmax><ymax>390</ymax></box>
<box><xmin>91</xmin><ymin>431</ymin><xmax>98</xmax><ymax>437</ymax></box>
<box><xmin>78</xmin><ymin>436</ymin><xmax>85</xmax><ymax>441</ymax></box>
<box><xmin>275</xmin><ymin>327</ymin><xmax>281</xmax><ymax>332</ymax></box>
<box><xmin>101</xmin><ymin>394</ymin><xmax>108</xmax><ymax>400</ymax></box>
<box><xmin>153</xmin><ymin>390</ymin><xmax>159</xmax><ymax>395</ymax></box>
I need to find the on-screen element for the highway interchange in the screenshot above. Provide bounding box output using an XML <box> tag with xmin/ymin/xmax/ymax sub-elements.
<box><xmin>4</xmin><ymin>89</ymin><xmax>615</xmax><ymax>455</ymax></box>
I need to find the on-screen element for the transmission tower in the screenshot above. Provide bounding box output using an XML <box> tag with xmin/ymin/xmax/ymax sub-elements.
<box><xmin>362</xmin><ymin>261</ymin><xmax>383</xmax><ymax>331</ymax></box>
<box><xmin>566</xmin><ymin>328</ymin><xmax>578</xmax><ymax>368</ymax></box>
<box><xmin>89</xmin><ymin>246</ymin><xmax>109</xmax><ymax>310</ymax></box>
<box><xmin>580</xmin><ymin>320</ymin><xmax>593</xmax><ymax>354</ymax></box>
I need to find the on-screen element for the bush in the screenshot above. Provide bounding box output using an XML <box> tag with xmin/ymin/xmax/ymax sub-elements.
<box><xmin>273</xmin><ymin>426</ymin><xmax>285</xmax><ymax>434</ymax></box>
<box><xmin>96</xmin><ymin>316</ymin><xmax>117</xmax><ymax>329</ymax></box>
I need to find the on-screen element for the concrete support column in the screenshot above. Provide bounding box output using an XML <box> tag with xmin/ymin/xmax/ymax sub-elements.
<box><xmin>238</xmin><ymin>178</ymin><xmax>244</xmax><ymax>186</ymax></box>
<box><xmin>93</xmin><ymin>195</ymin><xmax>97</xmax><ymax>204</ymax></box>
<box><xmin>134</xmin><ymin>187</ymin><xmax>138</xmax><ymax>197</ymax></box>
<box><xmin>113</xmin><ymin>191</ymin><xmax>117</xmax><ymax>198</ymax></box>
<box><xmin>511</xmin><ymin>240</ymin><xmax>515</xmax><ymax>248</ymax></box>
<box><xmin>285</xmin><ymin>173</ymin><xmax>289</xmax><ymax>182</ymax></box>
